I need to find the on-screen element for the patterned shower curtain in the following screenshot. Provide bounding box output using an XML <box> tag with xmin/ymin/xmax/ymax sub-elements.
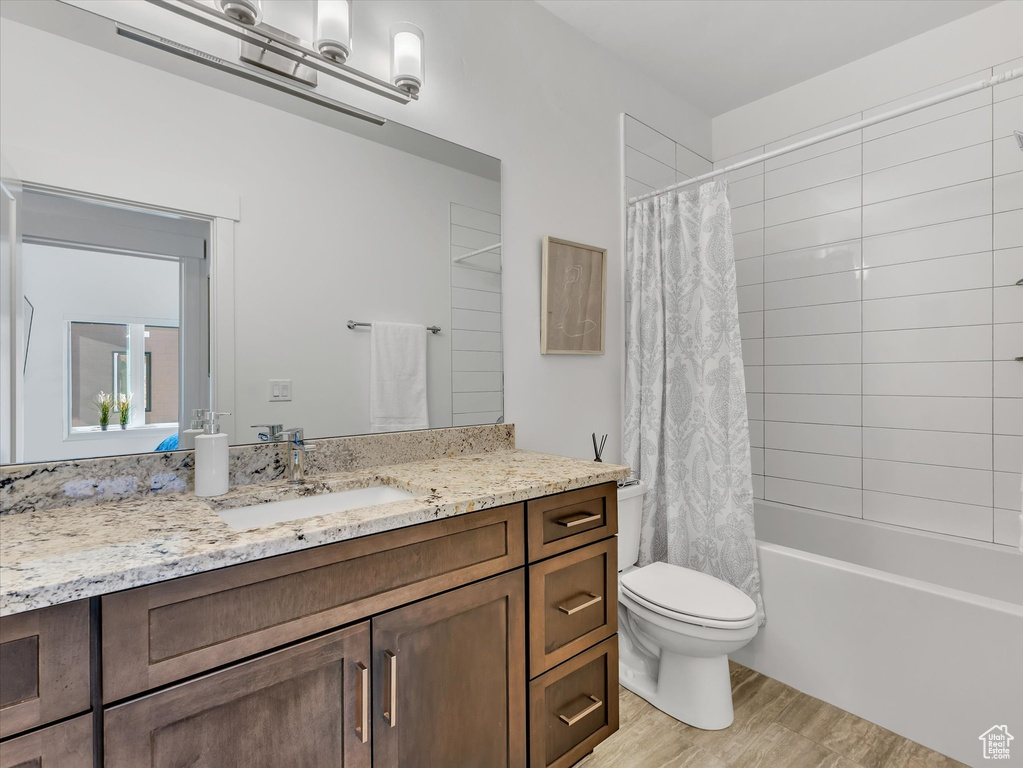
<box><xmin>624</xmin><ymin>181</ymin><xmax>764</xmax><ymax>622</ymax></box>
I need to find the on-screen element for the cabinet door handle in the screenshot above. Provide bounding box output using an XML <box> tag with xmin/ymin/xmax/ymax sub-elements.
<box><xmin>557</xmin><ymin>592</ymin><xmax>602</xmax><ymax>615</ymax></box>
<box><xmin>556</xmin><ymin>512</ymin><xmax>602</xmax><ymax>528</ymax></box>
<box><xmin>383</xmin><ymin>650</ymin><xmax>398</xmax><ymax>728</ymax></box>
<box><xmin>559</xmin><ymin>695</ymin><xmax>603</xmax><ymax>726</ymax></box>
<box><xmin>355</xmin><ymin>661</ymin><xmax>369</xmax><ymax>743</ymax></box>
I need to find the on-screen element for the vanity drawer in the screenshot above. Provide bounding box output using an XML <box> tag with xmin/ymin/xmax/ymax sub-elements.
<box><xmin>528</xmin><ymin>538</ymin><xmax>616</xmax><ymax>676</ymax></box>
<box><xmin>527</xmin><ymin>482</ymin><xmax>617</xmax><ymax>562</ymax></box>
<box><xmin>0</xmin><ymin>600</ymin><xmax>91</xmax><ymax>739</ymax></box>
<box><xmin>102</xmin><ymin>504</ymin><xmax>524</xmax><ymax>702</ymax></box>
<box><xmin>529</xmin><ymin>636</ymin><xmax>619</xmax><ymax>768</ymax></box>
<box><xmin>0</xmin><ymin>713</ymin><xmax>93</xmax><ymax>768</ymax></box>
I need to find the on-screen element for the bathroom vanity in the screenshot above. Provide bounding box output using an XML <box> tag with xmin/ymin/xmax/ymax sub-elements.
<box><xmin>0</xmin><ymin>429</ymin><xmax>628</xmax><ymax>768</ymax></box>
<box><xmin>0</xmin><ymin>3</ymin><xmax>628</xmax><ymax>764</ymax></box>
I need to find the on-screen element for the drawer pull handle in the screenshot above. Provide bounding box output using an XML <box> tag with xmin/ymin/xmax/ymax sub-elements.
<box><xmin>559</xmin><ymin>695</ymin><xmax>603</xmax><ymax>726</ymax></box>
<box><xmin>355</xmin><ymin>661</ymin><xmax>369</xmax><ymax>743</ymax></box>
<box><xmin>556</xmin><ymin>512</ymin><xmax>603</xmax><ymax>528</ymax></box>
<box><xmin>384</xmin><ymin>650</ymin><xmax>398</xmax><ymax>728</ymax></box>
<box><xmin>557</xmin><ymin>592</ymin><xmax>602</xmax><ymax>615</ymax></box>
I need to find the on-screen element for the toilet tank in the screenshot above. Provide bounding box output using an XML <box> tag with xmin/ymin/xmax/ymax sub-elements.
<box><xmin>616</xmin><ymin>480</ymin><xmax>646</xmax><ymax>570</ymax></box>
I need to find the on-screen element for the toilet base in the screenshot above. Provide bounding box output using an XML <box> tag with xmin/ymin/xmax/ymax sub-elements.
<box><xmin>620</xmin><ymin>648</ymin><xmax>735</xmax><ymax>731</ymax></box>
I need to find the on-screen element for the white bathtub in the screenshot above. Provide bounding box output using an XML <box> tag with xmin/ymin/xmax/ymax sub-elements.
<box><xmin>732</xmin><ymin>500</ymin><xmax>1023</xmax><ymax>768</ymax></box>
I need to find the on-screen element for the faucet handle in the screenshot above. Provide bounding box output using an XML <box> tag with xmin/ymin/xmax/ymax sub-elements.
<box><xmin>252</xmin><ymin>423</ymin><xmax>284</xmax><ymax>441</ymax></box>
<box><xmin>281</xmin><ymin>427</ymin><xmax>306</xmax><ymax>444</ymax></box>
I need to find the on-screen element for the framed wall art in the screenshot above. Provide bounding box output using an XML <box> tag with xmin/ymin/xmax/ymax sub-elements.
<box><xmin>540</xmin><ymin>236</ymin><xmax>606</xmax><ymax>355</ymax></box>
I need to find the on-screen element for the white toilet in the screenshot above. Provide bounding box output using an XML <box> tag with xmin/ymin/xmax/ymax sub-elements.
<box><xmin>616</xmin><ymin>481</ymin><xmax>758</xmax><ymax>730</ymax></box>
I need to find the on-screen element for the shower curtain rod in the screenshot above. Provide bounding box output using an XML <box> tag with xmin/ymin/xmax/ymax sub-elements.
<box><xmin>629</xmin><ymin>67</ymin><xmax>1023</xmax><ymax>205</ymax></box>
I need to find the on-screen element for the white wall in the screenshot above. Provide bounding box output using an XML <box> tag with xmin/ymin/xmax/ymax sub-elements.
<box><xmin>709</xmin><ymin>3</ymin><xmax>1023</xmax><ymax>549</ymax></box>
<box><xmin>21</xmin><ymin>244</ymin><xmax>178</xmax><ymax>460</ymax></box>
<box><xmin>323</xmin><ymin>0</ymin><xmax>711</xmax><ymax>462</ymax></box>
<box><xmin>713</xmin><ymin>2</ymin><xmax>1023</xmax><ymax>159</ymax></box>
<box><xmin>2</xmin><ymin>0</ymin><xmax>712</xmax><ymax>462</ymax></box>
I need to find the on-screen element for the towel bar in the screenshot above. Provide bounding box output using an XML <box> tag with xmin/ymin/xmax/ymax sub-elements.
<box><xmin>347</xmin><ymin>321</ymin><xmax>441</xmax><ymax>334</ymax></box>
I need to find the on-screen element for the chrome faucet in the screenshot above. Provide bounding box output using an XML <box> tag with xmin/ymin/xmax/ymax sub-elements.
<box><xmin>252</xmin><ymin>423</ymin><xmax>285</xmax><ymax>442</ymax></box>
<box><xmin>278</xmin><ymin>427</ymin><xmax>314</xmax><ymax>484</ymax></box>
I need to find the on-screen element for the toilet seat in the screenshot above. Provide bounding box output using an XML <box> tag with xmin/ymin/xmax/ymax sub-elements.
<box><xmin>620</xmin><ymin>562</ymin><xmax>757</xmax><ymax>630</ymax></box>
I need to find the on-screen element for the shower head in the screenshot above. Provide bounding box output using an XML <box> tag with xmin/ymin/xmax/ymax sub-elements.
<box><xmin>1017</xmin><ymin>130</ymin><xmax>1023</xmax><ymax>151</ymax></box>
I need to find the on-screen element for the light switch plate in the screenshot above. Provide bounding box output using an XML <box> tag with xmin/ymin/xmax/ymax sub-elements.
<box><xmin>269</xmin><ymin>379</ymin><xmax>292</xmax><ymax>402</ymax></box>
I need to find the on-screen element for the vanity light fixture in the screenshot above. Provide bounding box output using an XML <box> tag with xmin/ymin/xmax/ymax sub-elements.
<box><xmin>315</xmin><ymin>0</ymin><xmax>352</xmax><ymax>64</ymax></box>
<box><xmin>217</xmin><ymin>0</ymin><xmax>261</xmax><ymax>26</ymax></box>
<box><xmin>143</xmin><ymin>0</ymin><xmax>424</xmax><ymax>107</ymax></box>
<box><xmin>390</xmin><ymin>22</ymin><xmax>424</xmax><ymax>95</ymax></box>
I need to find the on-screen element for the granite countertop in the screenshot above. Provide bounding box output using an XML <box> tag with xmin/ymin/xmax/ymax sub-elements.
<box><xmin>0</xmin><ymin>450</ymin><xmax>629</xmax><ymax>616</ymax></box>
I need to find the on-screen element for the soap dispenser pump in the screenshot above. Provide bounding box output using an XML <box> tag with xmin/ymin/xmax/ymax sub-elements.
<box><xmin>194</xmin><ymin>411</ymin><xmax>231</xmax><ymax>497</ymax></box>
<box><xmin>179</xmin><ymin>408</ymin><xmax>205</xmax><ymax>451</ymax></box>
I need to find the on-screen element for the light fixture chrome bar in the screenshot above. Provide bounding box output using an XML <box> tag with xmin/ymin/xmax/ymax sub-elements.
<box><xmin>630</xmin><ymin>67</ymin><xmax>1023</xmax><ymax>204</ymax></box>
<box><xmin>115</xmin><ymin>24</ymin><xmax>386</xmax><ymax>126</ymax></box>
<box><xmin>145</xmin><ymin>0</ymin><xmax>416</xmax><ymax>103</ymax></box>
<box><xmin>452</xmin><ymin>242</ymin><xmax>501</xmax><ymax>264</ymax></box>
<box><xmin>347</xmin><ymin>321</ymin><xmax>441</xmax><ymax>334</ymax></box>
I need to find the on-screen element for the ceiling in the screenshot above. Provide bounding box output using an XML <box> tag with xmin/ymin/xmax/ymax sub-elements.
<box><xmin>535</xmin><ymin>0</ymin><xmax>999</xmax><ymax>116</ymax></box>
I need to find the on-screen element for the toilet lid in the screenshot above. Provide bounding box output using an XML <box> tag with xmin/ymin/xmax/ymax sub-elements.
<box><xmin>620</xmin><ymin>562</ymin><xmax>757</xmax><ymax>623</ymax></box>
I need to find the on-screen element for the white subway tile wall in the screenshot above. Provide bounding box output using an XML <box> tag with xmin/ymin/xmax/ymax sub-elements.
<box><xmin>625</xmin><ymin>58</ymin><xmax>1023</xmax><ymax>547</ymax></box>
<box><xmin>714</xmin><ymin>61</ymin><xmax>1023</xmax><ymax>546</ymax></box>
<box><xmin>450</xmin><ymin>202</ymin><xmax>503</xmax><ymax>427</ymax></box>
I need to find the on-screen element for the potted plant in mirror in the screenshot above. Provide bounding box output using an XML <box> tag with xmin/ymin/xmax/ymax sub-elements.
<box><xmin>95</xmin><ymin>391</ymin><xmax>113</xmax><ymax>431</ymax></box>
<box><xmin>118</xmin><ymin>393</ymin><xmax>132</xmax><ymax>430</ymax></box>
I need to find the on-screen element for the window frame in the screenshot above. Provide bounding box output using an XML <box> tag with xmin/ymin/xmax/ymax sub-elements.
<box><xmin>64</xmin><ymin>313</ymin><xmax>180</xmax><ymax>439</ymax></box>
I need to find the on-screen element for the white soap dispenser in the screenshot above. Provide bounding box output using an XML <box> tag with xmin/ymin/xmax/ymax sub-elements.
<box><xmin>179</xmin><ymin>409</ymin><xmax>205</xmax><ymax>451</ymax></box>
<box><xmin>194</xmin><ymin>411</ymin><xmax>231</xmax><ymax>497</ymax></box>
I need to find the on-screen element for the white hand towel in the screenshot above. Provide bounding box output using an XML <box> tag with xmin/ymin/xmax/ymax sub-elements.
<box><xmin>370</xmin><ymin>322</ymin><xmax>429</xmax><ymax>433</ymax></box>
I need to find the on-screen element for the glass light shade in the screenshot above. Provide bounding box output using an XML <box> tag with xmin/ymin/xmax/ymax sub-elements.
<box><xmin>217</xmin><ymin>0</ymin><xmax>262</xmax><ymax>25</ymax></box>
<box><xmin>315</xmin><ymin>0</ymin><xmax>352</xmax><ymax>63</ymax></box>
<box><xmin>390</xmin><ymin>22</ymin><xmax>424</xmax><ymax>95</ymax></box>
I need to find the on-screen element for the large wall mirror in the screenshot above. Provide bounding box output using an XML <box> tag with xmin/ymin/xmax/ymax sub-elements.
<box><xmin>0</xmin><ymin>0</ymin><xmax>503</xmax><ymax>465</ymax></box>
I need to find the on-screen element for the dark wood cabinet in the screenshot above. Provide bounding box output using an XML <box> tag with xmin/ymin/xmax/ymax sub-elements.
<box><xmin>372</xmin><ymin>570</ymin><xmax>528</xmax><ymax>768</ymax></box>
<box><xmin>0</xmin><ymin>600</ymin><xmax>90</xmax><ymax>738</ymax></box>
<box><xmin>4</xmin><ymin>483</ymin><xmax>619</xmax><ymax>767</ymax></box>
<box><xmin>529</xmin><ymin>637</ymin><xmax>619</xmax><ymax>768</ymax></box>
<box><xmin>526</xmin><ymin>482</ymin><xmax>617</xmax><ymax>562</ymax></box>
<box><xmin>0</xmin><ymin>713</ymin><xmax>93</xmax><ymax>768</ymax></box>
<box><xmin>103</xmin><ymin>622</ymin><xmax>372</xmax><ymax>768</ymax></box>
<box><xmin>102</xmin><ymin>504</ymin><xmax>524</xmax><ymax>702</ymax></box>
<box><xmin>528</xmin><ymin>538</ymin><xmax>617</xmax><ymax>675</ymax></box>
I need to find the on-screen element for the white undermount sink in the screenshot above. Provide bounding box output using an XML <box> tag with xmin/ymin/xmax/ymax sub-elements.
<box><xmin>214</xmin><ymin>485</ymin><xmax>418</xmax><ymax>530</ymax></box>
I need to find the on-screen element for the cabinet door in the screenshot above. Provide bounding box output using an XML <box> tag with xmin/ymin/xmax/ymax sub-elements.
<box><xmin>372</xmin><ymin>570</ymin><xmax>527</xmax><ymax>768</ymax></box>
<box><xmin>0</xmin><ymin>600</ymin><xmax>90</xmax><ymax>738</ymax></box>
<box><xmin>0</xmin><ymin>713</ymin><xmax>92</xmax><ymax>768</ymax></box>
<box><xmin>104</xmin><ymin>622</ymin><xmax>371</xmax><ymax>768</ymax></box>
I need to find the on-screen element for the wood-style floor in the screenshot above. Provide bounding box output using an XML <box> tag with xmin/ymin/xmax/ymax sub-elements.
<box><xmin>577</xmin><ymin>662</ymin><xmax>966</xmax><ymax>768</ymax></box>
